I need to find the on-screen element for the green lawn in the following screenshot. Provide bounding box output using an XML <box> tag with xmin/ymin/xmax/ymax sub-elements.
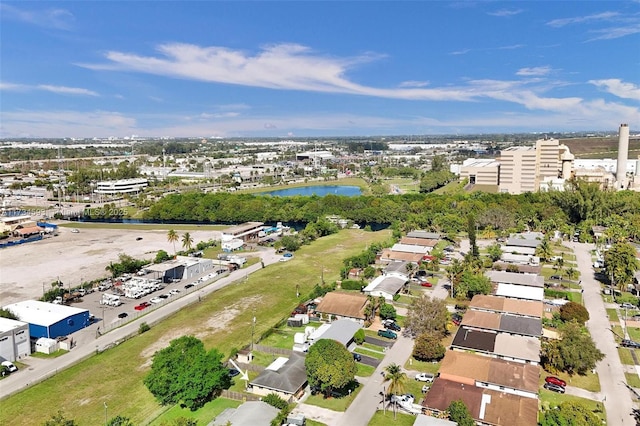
<box><xmin>628</xmin><ymin>327</ymin><xmax>640</xmax><ymax>342</ymax></box>
<box><xmin>249</xmin><ymin>351</ymin><xmax>281</xmax><ymax>368</ymax></box>
<box><xmin>361</xmin><ymin>342</ymin><xmax>386</xmax><ymax>352</ymax></box>
<box><xmin>258</xmin><ymin>322</ymin><xmax>323</xmax><ymax>349</ymax></box>
<box><xmin>307</xmin><ymin>420</ymin><xmax>328</xmax><ymax>426</ymax></box>
<box><xmin>539</xmin><ymin>389</ymin><xmax>606</xmax><ymax>423</ymax></box>
<box><xmin>404</xmin><ymin>359</ymin><xmax>441</xmax><ymax>374</ymax></box>
<box><xmin>607</xmin><ymin>309</ymin><xmax>620</xmax><ymax>322</ymax></box>
<box><xmin>0</xmin><ymin>228</ymin><xmax>391</xmax><ymax>426</ymax></box>
<box><xmin>149</xmin><ymin>397</ymin><xmax>241</xmax><ymax>425</ymax></box>
<box><xmin>304</xmin><ymin>382</ymin><xmax>363</xmax><ymax>412</ymax></box>
<box><xmin>355</xmin><ymin>347</ymin><xmax>385</xmax><ymax>360</ymax></box>
<box><xmin>626</xmin><ymin>373</ymin><xmax>640</xmax><ymax>388</ymax></box>
<box><xmin>539</xmin><ymin>369</ymin><xmax>601</xmax><ymax>392</ymax></box>
<box><xmin>368</xmin><ymin>410</ymin><xmax>416</xmax><ymax>426</ymax></box>
<box><xmin>356</xmin><ymin>363</ymin><xmax>376</xmax><ymax>377</ymax></box>
<box><xmin>619</xmin><ymin>348</ymin><xmax>637</xmax><ymax>365</ymax></box>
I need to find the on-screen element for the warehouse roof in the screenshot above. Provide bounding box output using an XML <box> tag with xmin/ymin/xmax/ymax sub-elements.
<box><xmin>3</xmin><ymin>300</ymin><xmax>89</xmax><ymax>327</ymax></box>
<box><xmin>0</xmin><ymin>317</ymin><xmax>28</xmax><ymax>333</ymax></box>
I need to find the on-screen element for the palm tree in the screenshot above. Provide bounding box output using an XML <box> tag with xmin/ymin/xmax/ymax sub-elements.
<box><xmin>181</xmin><ymin>232</ymin><xmax>194</xmax><ymax>252</ymax></box>
<box><xmin>167</xmin><ymin>229</ymin><xmax>179</xmax><ymax>255</ymax></box>
<box><xmin>384</xmin><ymin>363</ymin><xmax>407</xmax><ymax>398</ymax></box>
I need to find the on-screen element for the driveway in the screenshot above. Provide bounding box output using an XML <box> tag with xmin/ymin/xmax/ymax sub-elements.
<box><xmin>358</xmin><ymin>354</ymin><xmax>381</xmax><ymax>368</ymax></box>
<box><xmin>573</xmin><ymin>242</ymin><xmax>637</xmax><ymax>425</ymax></box>
<box><xmin>364</xmin><ymin>336</ymin><xmax>395</xmax><ymax>348</ymax></box>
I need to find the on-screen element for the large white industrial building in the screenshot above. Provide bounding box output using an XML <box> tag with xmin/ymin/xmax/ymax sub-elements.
<box><xmin>0</xmin><ymin>317</ymin><xmax>31</xmax><ymax>362</ymax></box>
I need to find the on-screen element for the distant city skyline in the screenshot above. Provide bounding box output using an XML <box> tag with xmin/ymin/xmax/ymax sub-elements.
<box><xmin>1</xmin><ymin>1</ymin><xmax>639</xmax><ymax>138</ymax></box>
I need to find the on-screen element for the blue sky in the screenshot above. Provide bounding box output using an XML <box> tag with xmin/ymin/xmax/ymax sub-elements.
<box><xmin>1</xmin><ymin>1</ymin><xmax>639</xmax><ymax>138</ymax></box>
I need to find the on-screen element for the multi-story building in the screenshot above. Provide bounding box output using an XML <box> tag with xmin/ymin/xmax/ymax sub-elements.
<box><xmin>498</xmin><ymin>147</ymin><xmax>537</xmax><ymax>194</ymax></box>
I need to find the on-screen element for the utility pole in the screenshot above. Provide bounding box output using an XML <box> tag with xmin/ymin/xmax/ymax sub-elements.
<box><xmin>251</xmin><ymin>309</ymin><xmax>256</xmax><ymax>353</ymax></box>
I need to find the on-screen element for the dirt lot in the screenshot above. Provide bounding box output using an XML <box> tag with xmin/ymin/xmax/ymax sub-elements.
<box><xmin>0</xmin><ymin>226</ymin><xmax>217</xmax><ymax>306</ymax></box>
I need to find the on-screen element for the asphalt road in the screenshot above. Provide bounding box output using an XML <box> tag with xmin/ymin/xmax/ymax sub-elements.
<box><xmin>0</xmin><ymin>247</ymin><xmax>281</xmax><ymax>400</ymax></box>
<box><xmin>574</xmin><ymin>241</ymin><xmax>637</xmax><ymax>425</ymax></box>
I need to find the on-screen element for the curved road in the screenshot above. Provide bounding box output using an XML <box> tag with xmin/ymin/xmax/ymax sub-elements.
<box><xmin>0</xmin><ymin>248</ymin><xmax>280</xmax><ymax>400</ymax></box>
<box><xmin>574</xmin><ymin>241</ymin><xmax>636</xmax><ymax>425</ymax></box>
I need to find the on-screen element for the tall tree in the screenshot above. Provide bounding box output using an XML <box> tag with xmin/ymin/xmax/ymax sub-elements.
<box><xmin>540</xmin><ymin>401</ymin><xmax>601</xmax><ymax>426</ymax></box>
<box><xmin>604</xmin><ymin>242</ymin><xmax>640</xmax><ymax>291</ymax></box>
<box><xmin>467</xmin><ymin>214</ymin><xmax>479</xmax><ymax>258</ymax></box>
<box><xmin>412</xmin><ymin>332</ymin><xmax>445</xmax><ymax>361</ymax></box>
<box><xmin>541</xmin><ymin>321</ymin><xmax>604</xmax><ymax>376</ymax></box>
<box><xmin>404</xmin><ymin>295</ymin><xmax>448</xmax><ymax>339</ymax></box>
<box><xmin>144</xmin><ymin>336</ymin><xmax>230</xmax><ymax>410</ymax></box>
<box><xmin>167</xmin><ymin>229</ymin><xmax>179</xmax><ymax>255</ymax></box>
<box><xmin>447</xmin><ymin>400</ymin><xmax>475</xmax><ymax>426</ymax></box>
<box><xmin>305</xmin><ymin>339</ymin><xmax>357</xmax><ymax>397</ymax></box>
<box><xmin>383</xmin><ymin>363</ymin><xmax>407</xmax><ymax>397</ymax></box>
<box><xmin>181</xmin><ymin>232</ymin><xmax>194</xmax><ymax>252</ymax></box>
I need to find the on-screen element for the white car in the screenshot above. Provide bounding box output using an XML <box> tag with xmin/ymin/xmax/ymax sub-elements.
<box><xmin>169</xmin><ymin>289</ymin><xmax>180</xmax><ymax>295</ymax></box>
<box><xmin>1</xmin><ymin>361</ymin><xmax>17</xmax><ymax>373</ymax></box>
<box><xmin>415</xmin><ymin>372</ymin><xmax>434</xmax><ymax>382</ymax></box>
<box><xmin>70</xmin><ymin>228</ymin><xmax>80</xmax><ymax>233</ymax></box>
<box><xmin>150</xmin><ymin>297</ymin><xmax>163</xmax><ymax>304</ymax></box>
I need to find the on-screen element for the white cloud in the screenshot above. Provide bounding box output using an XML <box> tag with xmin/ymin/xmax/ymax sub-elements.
<box><xmin>1</xmin><ymin>81</ymin><xmax>98</xmax><ymax>96</ymax></box>
<box><xmin>399</xmin><ymin>80</ymin><xmax>430</xmax><ymax>88</ymax></box>
<box><xmin>37</xmin><ymin>85</ymin><xmax>98</xmax><ymax>96</ymax></box>
<box><xmin>0</xmin><ymin>3</ymin><xmax>74</xmax><ymax>30</ymax></box>
<box><xmin>587</xmin><ymin>23</ymin><xmax>640</xmax><ymax>41</ymax></box>
<box><xmin>590</xmin><ymin>79</ymin><xmax>640</xmax><ymax>100</ymax></box>
<box><xmin>516</xmin><ymin>66</ymin><xmax>552</xmax><ymax>77</ymax></box>
<box><xmin>449</xmin><ymin>49</ymin><xmax>470</xmax><ymax>55</ymax></box>
<box><xmin>487</xmin><ymin>9</ymin><xmax>523</xmax><ymax>17</ymax></box>
<box><xmin>546</xmin><ymin>11</ymin><xmax>620</xmax><ymax>28</ymax></box>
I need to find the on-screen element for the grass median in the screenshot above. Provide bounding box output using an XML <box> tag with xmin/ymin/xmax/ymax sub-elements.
<box><xmin>0</xmin><ymin>228</ymin><xmax>391</xmax><ymax>426</ymax></box>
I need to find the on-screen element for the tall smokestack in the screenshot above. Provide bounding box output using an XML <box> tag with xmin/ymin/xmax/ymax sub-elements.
<box><xmin>617</xmin><ymin>123</ymin><xmax>630</xmax><ymax>188</ymax></box>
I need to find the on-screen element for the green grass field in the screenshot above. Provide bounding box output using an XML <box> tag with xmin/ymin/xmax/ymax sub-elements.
<box><xmin>625</xmin><ymin>373</ymin><xmax>640</xmax><ymax>388</ymax></box>
<box><xmin>368</xmin><ymin>410</ymin><xmax>416</xmax><ymax>426</ymax></box>
<box><xmin>539</xmin><ymin>369</ymin><xmax>601</xmax><ymax>392</ymax></box>
<box><xmin>539</xmin><ymin>389</ymin><xmax>606</xmax><ymax>423</ymax></box>
<box><xmin>0</xmin><ymin>228</ymin><xmax>391</xmax><ymax>426</ymax></box>
<box><xmin>619</xmin><ymin>348</ymin><xmax>637</xmax><ymax>365</ymax></box>
<box><xmin>356</xmin><ymin>363</ymin><xmax>376</xmax><ymax>377</ymax></box>
<box><xmin>149</xmin><ymin>397</ymin><xmax>241</xmax><ymax>425</ymax></box>
<box><xmin>304</xmin><ymin>382</ymin><xmax>363</xmax><ymax>412</ymax></box>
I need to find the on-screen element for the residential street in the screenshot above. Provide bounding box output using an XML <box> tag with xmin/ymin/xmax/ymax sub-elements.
<box><xmin>573</xmin><ymin>242</ymin><xmax>637</xmax><ymax>426</ymax></box>
<box><xmin>0</xmin><ymin>248</ymin><xmax>281</xmax><ymax>400</ymax></box>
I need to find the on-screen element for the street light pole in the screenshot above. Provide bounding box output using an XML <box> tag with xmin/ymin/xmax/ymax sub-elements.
<box><xmin>104</xmin><ymin>402</ymin><xmax>108</xmax><ymax>425</ymax></box>
<box><xmin>251</xmin><ymin>311</ymin><xmax>256</xmax><ymax>353</ymax></box>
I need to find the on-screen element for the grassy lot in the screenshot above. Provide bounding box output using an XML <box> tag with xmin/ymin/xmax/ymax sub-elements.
<box><xmin>626</xmin><ymin>373</ymin><xmax>640</xmax><ymax>388</ymax></box>
<box><xmin>607</xmin><ymin>309</ymin><xmax>620</xmax><ymax>323</ymax></box>
<box><xmin>361</xmin><ymin>342</ymin><xmax>385</xmax><ymax>352</ymax></box>
<box><xmin>307</xmin><ymin>420</ymin><xmax>328</xmax><ymax>426</ymax></box>
<box><xmin>368</xmin><ymin>410</ymin><xmax>416</xmax><ymax>426</ymax></box>
<box><xmin>258</xmin><ymin>322</ymin><xmax>323</xmax><ymax>350</ymax></box>
<box><xmin>356</xmin><ymin>363</ymin><xmax>376</xmax><ymax>377</ymax></box>
<box><xmin>628</xmin><ymin>327</ymin><xmax>640</xmax><ymax>342</ymax></box>
<box><xmin>237</xmin><ymin>177</ymin><xmax>370</xmax><ymax>195</ymax></box>
<box><xmin>619</xmin><ymin>348</ymin><xmax>637</xmax><ymax>365</ymax></box>
<box><xmin>149</xmin><ymin>397</ymin><xmax>241</xmax><ymax>425</ymax></box>
<box><xmin>304</xmin><ymin>381</ymin><xmax>363</xmax><ymax>411</ymax></box>
<box><xmin>539</xmin><ymin>369</ymin><xmax>601</xmax><ymax>392</ymax></box>
<box><xmin>249</xmin><ymin>350</ymin><xmax>282</xmax><ymax>368</ymax></box>
<box><xmin>404</xmin><ymin>359</ymin><xmax>441</xmax><ymax>374</ymax></box>
<box><xmin>355</xmin><ymin>347</ymin><xmax>385</xmax><ymax>360</ymax></box>
<box><xmin>384</xmin><ymin>178</ymin><xmax>420</xmax><ymax>194</ymax></box>
<box><xmin>539</xmin><ymin>389</ymin><xmax>606</xmax><ymax>423</ymax></box>
<box><xmin>0</xmin><ymin>228</ymin><xmax>391</xmax><ymax>426</ymax></box>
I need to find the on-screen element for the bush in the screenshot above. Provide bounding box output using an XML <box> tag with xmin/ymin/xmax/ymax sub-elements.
<box><xmin>262</xmin><ymin>393</ymin><xmax>288</xmax><ymax>410</ymax></box>
<box><xmin>559</xmin><ymin>302</ymin><xmax>589</xmax><ymax>324</ymax></box>
<box><xmin>354</xmin><ymin>329</ymin><xmax>365</xmax><ymax>345</ymax></box>
<box><xmin>379</xmin><ymin>303</ymin><xmax>396</xmax><ymax>320</ymax></box>
<box><xmin>341</xmin><ymin>280</ymin><xmax>364</xmax><ymax>291</ymax></box>
<box><xmin>139</xmin><ymin>322</ymin><xmax>150</xmax><ymax>334</ymax></box>
<box><xmin>412</xmin><ymin>332</ymin><xmax>445</xmax><ymax>361</ymax></box>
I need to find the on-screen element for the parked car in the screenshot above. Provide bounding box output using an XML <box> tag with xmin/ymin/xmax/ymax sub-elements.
<box><xmin>451</xmin><ymin>314</ymin><xmax>463</xmax><ymax>326</ymax></box>
<box><xmin>1</xmin><ymin>361</ymin><xmax>18</xmax><ymax>373</ymax></box>
<box><xmin>352</xmin><ymin>353</ymin><xmax>362</xmax><ymax>362</ymax></box>
<box><xmin>415</xmin><ymin>372</ymin><xmax>435</xmax><ymax>382</ymax></box>
<box><xmin>621</xmin><ymin>339</ymin><xmax>640</xmax><ymax>349</ymax></box>
<box><xmin>184</xmin><ymin>283</ymin><xmax>195</xmax><ymax>289</ymax></box>
<box><xmin>621</xmin><ymin>303</ymin><xmax>637</xmax><ymax>309</ymax></box>
<box><xmin>136</xmin><ymin>237</ymin><xmax>143</xmax><ymax>241</ymax></box>
<box><xmin>543</xmin><ymin>382</ymin><xmax>565</xmax><ymax>394</ymax></box>
<box><xmin>550</xmin><ymin>275</ymin><xmax>562</xmax><ymax>280</ymax></box>
<box><xmin>377</xmin><ymin>329</ymin><xmax>397</xmax><ymax>339</ymax></box>
<box><xmin>169</xmin><ymin>289</ymin><xmax>181</xmax><ymax>295</ymax></box>
<box><xmin>135</xmin><ymin>302</ymin><xmax>151</xmax><ymax>311</ymax></box>
<box><xmin>385</xmin><ymin>322</ymin><xmax>401</xmax><ymax>332</ymax></box>
<box><xmin>420</xmin><ymin>281</ymin><xmax>433</xmax><ymax>287</ymax></box>
<box><xmin>381</xmin><ymin>319</ymin><xmax>397</xmax><ymax>327</ymax></box>
<box><xmin>545</xmin><ymin>376</ymin><xmax>567</xmax><ymax>387</ymax></box>
<box><xmin>117</xmin><ymin>312</ymin><xmax>128</xmax><ymax>319</ymax></box>
<box><xmin>150</xmin><ymin>297</ymin><xmax>163</xmax><ymax>304</ymax></box>
<box><xmin>228</xmin><ymin>368</ymin><xmax>240</xmax><ymax>377</ymax></box>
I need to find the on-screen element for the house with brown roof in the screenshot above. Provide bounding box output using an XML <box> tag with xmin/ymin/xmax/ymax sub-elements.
<box><xmin>379</xmin><ymin>248</ymin><xmax>424</xmax><ymax>263</ymax></box>
<box><xmin>461</xmin><ymin>310</ymin><xmax>542</xmax><ymax>337</ymax></box>
<box><xmin>422</xmin><ymin>378</ymin><xmax>538</xmax><ymax>426</ymax></box>
<box><xmin>314</xmin><ymin>292</ymin><xmax>369</xmax><ymax>324</ymax></box>
<box><xmin>451</xmin><ymin>327</ymin><xmax>540</xmax><ymax>364</ymax></box>
<box><xmin>399</xmin><ymin>237</ymin><xmax>439</xmax><ymax>248</ymax></box>
<box><xmin>438</xmin><ymin>350</ymin><xmax>540</xmax><ymax>399</ymax></box>
<box><xmin>468</xmin><ymin>295</ymin><xmax>543</xmax><ymax>319</ymax></box>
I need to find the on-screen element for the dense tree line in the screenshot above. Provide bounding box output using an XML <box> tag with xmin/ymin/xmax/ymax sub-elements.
<box><xmin>143</xmin><ymin>181</ymin><xmax>640</xmax><ymax>239</ymax></box>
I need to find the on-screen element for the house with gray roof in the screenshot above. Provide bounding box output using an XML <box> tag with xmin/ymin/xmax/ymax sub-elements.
<box><xmin>211</xmin><ymin>401</ymin><xmax>278</xmax><ymax>426</ymax></box>
<box><xmin>505</xmin><ymin>237</ymin><xmax>542</xmax><ymax>249</ymax></box>
<box><xmin>249</xmin><ymin>352</ymin><xmax>308</xmax><ymax>401</ymax></box>
<box><xmin>485</xmin><ymin>271</ymin><xmax>544</xmax><ymax>288</ymax></box>
<box><xmin>363</xmin><ymin>274</ymin><xmax>407</xmax><ymax>301</ymax></box>
<box><xmin>308</xmin><ymin>319</ymin><xmax>361</xmax><ymax>349</ymax></box>
<box><xmin>407</xmin><ymin>230</ymin><xmax>441</xmax><ymax>240</ymax></box>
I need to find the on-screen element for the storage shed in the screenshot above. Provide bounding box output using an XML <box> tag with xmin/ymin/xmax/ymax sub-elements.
<box><xmin>3</xmin><ymin>300</ymin><xmax>91</xmax><ymax>339</ymax></box>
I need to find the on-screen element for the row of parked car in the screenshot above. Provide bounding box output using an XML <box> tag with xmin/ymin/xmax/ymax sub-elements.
<box><xmin>377</xmin><ymin>319</ymin><xmax>401</xmax><ymax>339</ymax></box>
<box><xmin>543</xmin><ymin>375</ymin><xmax>567</xmax><ymax>394</ymax></box>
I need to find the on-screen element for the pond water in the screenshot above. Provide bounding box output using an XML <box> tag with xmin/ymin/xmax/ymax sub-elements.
<box><xmin>260</xmin><ymin>185</ymin><xmax>362</xmax><ymax>197</ymax></box>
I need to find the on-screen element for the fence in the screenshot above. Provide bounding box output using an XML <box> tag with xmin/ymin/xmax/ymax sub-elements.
<box><xmin>253</xmin><ymin>344</ymin><xmax>294</xmax><ymax>356</ymax></box>
<box><xmin>221</xmin><ymin>390</ymin><xmax>261</xmax><ymax>402</ymax></box>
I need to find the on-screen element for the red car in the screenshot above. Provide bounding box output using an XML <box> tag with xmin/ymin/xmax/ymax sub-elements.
<box><xmin>420</xmin><ymin>281</ymin><xmax>433</xmax><ymax>287</ymax></box>
<box><xmin>545</xmin><ymin>376</ymin><xmax>566</xmax><ymax>388</ymax></box>
<box><xmin>135</xmin><ymin>302</ymin><xmax>151</xmax><ymax>311</ymax></box>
